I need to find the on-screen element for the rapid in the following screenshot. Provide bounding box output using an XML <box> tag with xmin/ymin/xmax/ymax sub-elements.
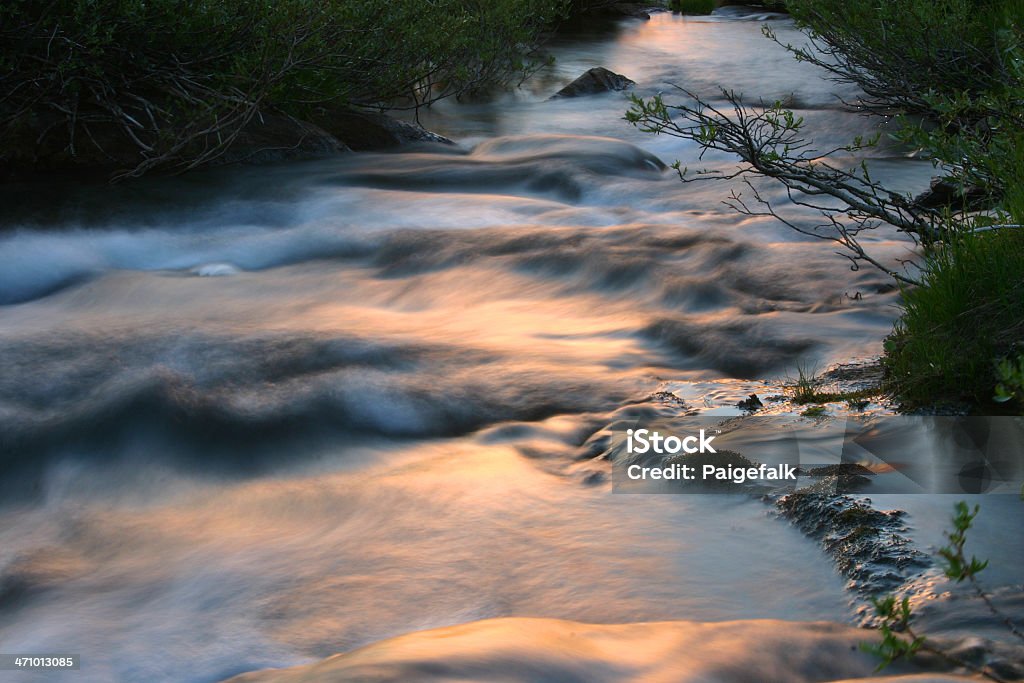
<box><xmin>1</xmin><ymin>11</ymin><xmax>1021</xmax><ymax>682</ymax></box>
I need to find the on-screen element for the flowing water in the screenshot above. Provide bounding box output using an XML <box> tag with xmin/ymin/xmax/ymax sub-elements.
<box><xmin>1</xmin><ymin>12</ymin><xmax>1021</xmax><ymax>683</ymax></box>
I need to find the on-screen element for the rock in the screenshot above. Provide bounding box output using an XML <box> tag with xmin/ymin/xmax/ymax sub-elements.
<box><xmin>912</xmin><ymin>176</ymin><xmax>989</xmax><ymax>211</ymax></box>
<box><xmin>309</xmin><ymin>108</ymin><xmax>454</xmax><ymax>151</ymax></box>
<box><xmin>214</xmin><ymin>114</ymin><xmax>347</xmax><ymax>166</ymax></box>
<box><xmin>736</xmin><ymin>393</ymin><xmax>764</xmax><ymax>411</ymax></box>
<box><xmin>550</xmin><ymin>67</ymin><xmax>636</xmax><ymax>99</ymax></box>
<box><xmin>605</xmin><ymin>3</ymin><xmax>653</xmax><ymax>19</ymax></box>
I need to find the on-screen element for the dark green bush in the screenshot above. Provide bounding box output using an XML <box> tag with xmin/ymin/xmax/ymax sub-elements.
<box><xmin>781</xmin><ymin>0</ymin><xmax>1018</xmax><ymax>113</ymax></box>
<box><xmin>884</xmin><ymin>227</ymin><xmax>1024</xmax><ymax>410</ymax></box>
<box><xmin>0</xmin><ymin>0</ymin><xmax>568</xmax><ymax>176</ymax></box>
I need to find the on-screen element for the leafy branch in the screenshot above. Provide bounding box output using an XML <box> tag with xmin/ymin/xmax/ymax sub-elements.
<box><xmin>627</xmin><ymin>88</ymin><xmax>935</xmax><ymax>285</ymax></box>
<box><xmin>862</xmin><ymin>502</ymin><xmax>1022</xmax><ymax>682</ymax></box>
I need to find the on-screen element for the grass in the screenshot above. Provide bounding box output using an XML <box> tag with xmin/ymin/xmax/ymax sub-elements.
<box><xmin>884</xmin><ymin>228</ymin><xmax>1024</xmax><ymax>411</ymax></box>
<box><xmin>787</xmin><ymin>364</ymin><xmax>884</xmax><ymax>406</ymax></box>
<box><xmin>669</xmin><ymin>0</ymin><xmax>716</xmax><ymax>14</ymax></box>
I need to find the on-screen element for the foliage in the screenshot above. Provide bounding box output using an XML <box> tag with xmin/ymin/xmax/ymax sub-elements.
<box><xmin>779</xmin><ymin>0</ymin><xmax>1024</xmax><ymax>206</ymax></box>
<box><xmin>790</xmin><ymin>364</ymin><xmax>824</xmax><ymax>404</ymax></box>
<box><xmin>0</xmin><ymin>0</ymin><xmax>568</xmax><ymax>176</ymax></box>
<box><xmin>862</xmin><ymin>502</ymin><xmax>1020</xmax><ymax>682</ymax></box>
<box><xmin>861</xmin><ymin>595</ymin><xmax>924</xmax><ymax>669</ymax></box>
<box><xmin>938</xmin><ymin>502</ymin><xmax>989</xmax><ymax>582</ymax></box>
<box><xmin>800</xmin><ymin>404</ymin><xmax>828</xmax><ymax>417</ymax></box>
<box><xmin>778</xmin><ymin>0</ymin><xmax>1019</xmax><ymax>114</ymax></box>
<box><xmin>994</xmin><ymin>353</ymin><xmax>1024</xmax><ymax>408</ymax></box>
<box><xmin>626</xmin><ymin>89</ymin><xmax>930</xmax><ymax>284</ymax></box>
<box><xmin>627</xmin><ymin>0</ymin><xmax>1024</xmax><ymax>408</ymax></box>
<box><xmin>883</xmin><ymin>228</ymin><xmax>1024</xmax><ymax>409</ymax></box>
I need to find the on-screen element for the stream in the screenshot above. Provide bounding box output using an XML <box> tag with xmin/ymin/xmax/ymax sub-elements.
<box><xmin>1</xmin><ymin>11</ymin><xmax>1022</xmax><ymax>683</ymax></box>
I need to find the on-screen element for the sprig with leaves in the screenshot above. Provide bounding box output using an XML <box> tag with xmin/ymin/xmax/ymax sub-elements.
<box><xmin>862</xmin><ymin>502</ymin><xmax>1021</xmax><ymax>682</ymax></box>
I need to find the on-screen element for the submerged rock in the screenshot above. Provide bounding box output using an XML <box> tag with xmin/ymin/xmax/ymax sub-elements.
<box><xmin>190</xmin><ymin>263</ymin><xmax>241</xmax><ymax>277</ymax></box>
<box><xmin>551</xmin><ymin>67</ymin><xmax>636</xmax><ymax>99</ymax></box>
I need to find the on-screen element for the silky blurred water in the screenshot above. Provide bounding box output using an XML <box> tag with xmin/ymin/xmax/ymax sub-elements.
<box><xmin>1</xmin><ymin>12</ymin><xmax>1016</xmax><ymax>683</ymax></box>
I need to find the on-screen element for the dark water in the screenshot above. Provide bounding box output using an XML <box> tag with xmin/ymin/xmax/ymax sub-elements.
<box><xmin>1</xmin><ymin>13</ymin><xmax>1019</xmax><ymax>683</ymax></box>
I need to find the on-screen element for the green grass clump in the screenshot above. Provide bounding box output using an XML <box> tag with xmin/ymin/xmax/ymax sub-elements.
<box><xmin>787</xmin><ymin>364</ymin><xmax>883</xmax><ymax>406</ymax></box>
<box><xmin>669</xmin><ymin>0</ymin><xmax>716</xmax><ymax>14</ymax></box>
<box><xmin>884</xmin><ymin>229</ymin><xmax>1024</xmax><ymax>410</ymax></box>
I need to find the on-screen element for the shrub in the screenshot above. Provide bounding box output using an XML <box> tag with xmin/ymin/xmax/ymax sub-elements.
<box><xmin>0</xmin><ymin>0</ymin><xmax>568</xmax><ymax>176</ymax></box>
<box><xmin>884</xmin><ymin>228</ymin><xmax>1024</xmax><ymax>410</ymax></box>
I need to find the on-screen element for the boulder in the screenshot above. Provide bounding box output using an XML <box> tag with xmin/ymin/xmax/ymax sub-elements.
<box><xmin>604</xmin><ymin>3</ymin><xmax>653</xmax><ymax>19</ymax></box>
<box><xmin>912</xmin><ymin>177</ymin><xmax>990</xmax><ymax>211</ymax></box>
<box><xmin>550</xmin><ymin>67</ymin><xmax>636</xmax><ymax>99</ymax></box>
<box><xmin>309</xmin><ymin>108</ymin><xmax>454</xmax><ymax>151</ymax></box>
<box><xmin>214</xmin><ymin>114</ymin><xmax>347</xmax><ymax>166</ymax></box>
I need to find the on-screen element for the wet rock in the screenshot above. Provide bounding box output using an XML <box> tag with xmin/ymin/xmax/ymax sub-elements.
<box><xmin>214</xmin><ymin>114</ymin><xmax>347</xmax><ymax>165</ymax></box>
<box><xmin>310</xmin><ymin>108</ymin><xmax>454</xmax><ymax>151</ymax></box>
<box><xmin>736</xmin><ymin>394</ymin><xmax>764</xmax><ymax>411</ymax></box>
<box><xmin>551</xmin><ymin>67</ymin><xmax>636</xmax><ymax>99</ymax></box>
<box><xmin>605</xmin><ymin>3</ymin><xmax>653</xmax><ymax>19</ymax></box>
<box><xmin>912</xmin><ymin>176</ymin><xmax>990</xmax><ymax>211</ymax></box>
<box><xmin>807</xmin><ymin>464</ymin><xmax>874</xmax><ymax>477</ymax></box>
<box><xmin>777</xmin><ymin>490</ymin><xmax>927</xmax><ymax>597</ymax></box>
<box><xmin>806</xmin><ymin>464</ymin><xmax>874</xmax><ymax>490</ymax></box>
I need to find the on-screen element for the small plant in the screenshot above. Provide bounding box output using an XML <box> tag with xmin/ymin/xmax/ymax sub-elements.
<box><xmin>994</xmin><ymin>353</ymin><xmax>1024</xmax><ymax>409</ymax></box>
<box><xmin>861</xmin><ymin>596</ymin><xmax>924</xmax><ymax>669</ymax></box>
<box><xmin>789</xmin><ymin>364</ymin><xmax>824</xmax><ymax>404</ymax></box>
<box><xmin>938</xmin><ymin>502</ymin><xmax>989</xmax><ymax>583</ymax></box>
<box><xmin>862</xmin><ymin>503</ymin><xmax>1022</xmax><ymax>681</ymax></box>
<box><xmin>939</xmin><ymin>502</ymin><xmax>1024</xmax><ymax>643</ymax></box>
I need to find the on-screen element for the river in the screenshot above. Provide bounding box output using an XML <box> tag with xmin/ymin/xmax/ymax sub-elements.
<box><xmin>1</xmin><ymin>10</ymin><xmax>1021</xmax><ymax>683</ymax></box>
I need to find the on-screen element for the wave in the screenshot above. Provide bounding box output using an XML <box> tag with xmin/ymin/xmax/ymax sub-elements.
<box><xmin>224</xmin><ymin>616</ymin><xmax>1021</xmax><ymax>683</ymax></box>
